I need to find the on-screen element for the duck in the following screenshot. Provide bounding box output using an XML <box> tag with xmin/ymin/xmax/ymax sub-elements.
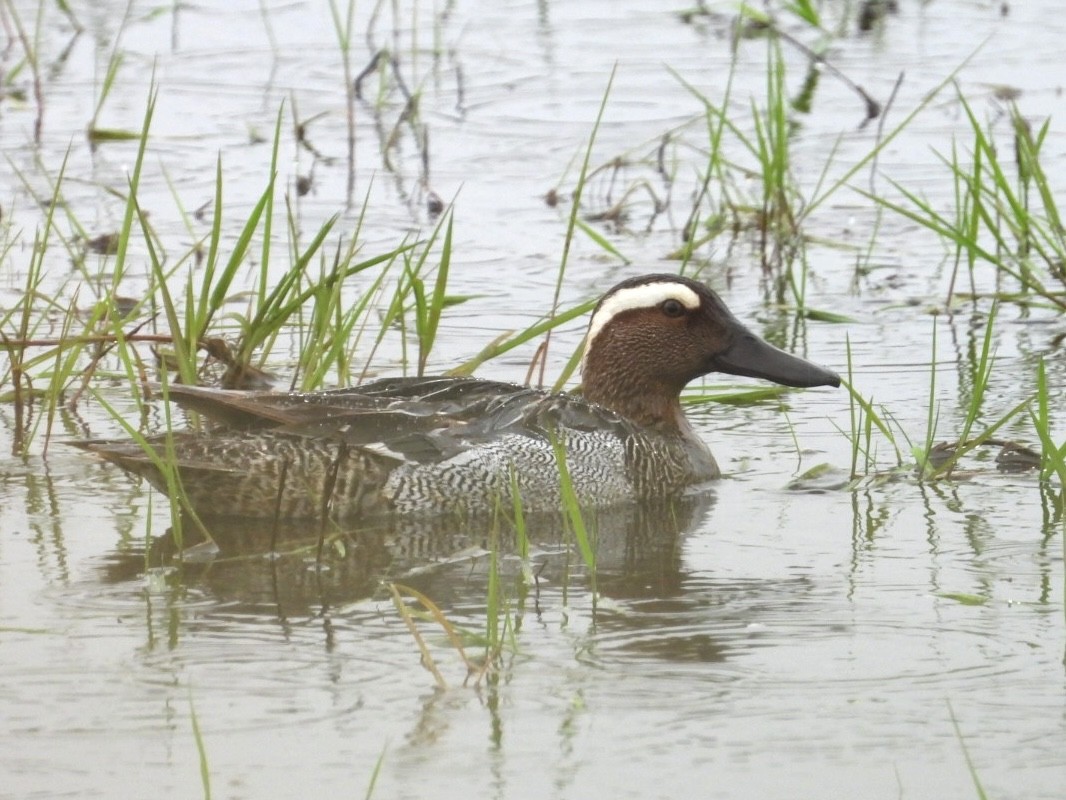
<box><xmin>75</xmin><ymin>274</ymin><xmax>840</xmax><ymax>520</ymax></box>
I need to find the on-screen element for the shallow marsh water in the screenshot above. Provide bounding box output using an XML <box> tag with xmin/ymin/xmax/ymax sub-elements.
<box><xmin>2</xmin><ymin>1</ymin><xmax>1065</xmax><ymax>798</ymax></box>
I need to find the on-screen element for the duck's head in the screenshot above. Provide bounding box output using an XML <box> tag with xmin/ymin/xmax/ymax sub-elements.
<box><xmin>580</xmin><ymin>274</ymin><xmax>840</xmax><ymax>431</ymax></box>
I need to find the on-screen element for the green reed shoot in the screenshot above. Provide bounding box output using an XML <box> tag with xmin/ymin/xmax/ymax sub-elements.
<box><xmin>782</xmin><ymin>0</ymin><xmax>821</xmax><ymax>27</ymax></box>
<box><xmin>838</xmin><ymin>335</ymin><xmax>900</xmax><ymax>479</ymax></box>
<box><xmin>231</xmin><ymin>214</ymin><xmax>338</xmax><ymax>369</ymax></box>
<box><xmin>928</xmin><ymin>305</ymin><xmax>993</xmax><ymax>476</ymax></box>
<box><xmin>109</xmin><ymin>85</ymin><xmax>157</xmax><ymax>295</ymax></box>
<box><xmin>914</xmin><ymin>304</ymin><xmax>1030</xmax><ymax>480</ymax></box>
<box><xmin>449</xmin><ymin>298</ymin><xmax>596</xmax><ymax>378</ymax></box>
<box><xmin>2</xmin><ymin>149</ymin><xmax>66</xmax><ymax>451</ymax></box>
<box><xmin>948</xmin><ymin>701</ymin><xmax>989</xmax><ymax>800</ymax></box>
<box><xmin>2</xmin><ymin>0</ymin><xmax>44</xmax><ymax>141</ymax></box>
<box><xmin>138</xmin><ymin>203</ymin><xmax>198</xmax><ymax>386</ymax></box>
<box><xmin>327</xmin><ymin>0</ymin><xmax>360</xmax><ymax>201</ymax></box>
<box><xmin>364</xmin><ymin>744</ymin><xmax>388</xmax><ymax>800</ymax></box>
<box><xmin>536</xmin><ymin>65</ymin><xmax>616</xmax><ymax>387</ymax></box>
<box><xmin>751</xmin><ymin>40</ymin><xmax>800</xmax><ymax>279</ymax></box>
<box><xmin>229</xmin><ymin>214</ymin><xmax>413</xmax><ymax>389</ymax></box>
<box><xmin>840</xmin><ymin>382</ymin><xmax>898</xmax><ymax>481</ymax></box>
<box><xmin>89</xmin><ymin>388</ymin><xmax>188</xmax><ymax>551</ymax></box>
<box><xmin>87</xmin><ymin>0</ymin><xmax>136</xmax><ymax>142</ymax></box>
<box><xmin>1030</xmin><ymin>360</ymin><xmax>1066</xmax><ymax>491</ymax></box>
<box><xmin>188</xmin><ymin>688</ymin><xmax>213</xmax><ymax>800</ymax></box>
<box><xmin>839</xmin><ymin>306</ymin><xmax>1032</xmax><ymax>481</ymax></box>
<box><xmin>5</xmin><ymin>86</ymin><xmax>157</xmax><ymax>451</ymax></box>
<box><xmin>873</xmin><ymin>89</ymin><xmax>1066</xmax><ymax>309</ymax></box>
<box><xmin>509</xmin><ymin>466</ymin><xmax>534</xmax><ymax>590</ymax></box>
<box><xmin>38</xmin><ymin>292</ymin><xmax>81</xmax><ymax>450</ymax></box>
<box><xmin>411</xmin><ymin>211</ymin><xmax>453</xmax><ymax>376</ymax></box>
<box><xmin>483</xmin><ymin>507</ymin><xmax>517</xmax><ymax>670</ymax></box>
<box><xmin>6</xmin><ymin>153</ymin><xmax>93</xmax><ymax>273</ymax></box>
<box><xmin>558</xmin><ymin>66</ymin><xmax>618</xmax><ymax>285</ymax></box>
<box><xmin>912</xmin><ymin>315</ymin><xmax>940</xmax><ymax>477</ymax></box>
<box><xmin>670</xmin><ymin>42</ymin><xmax>814</xmax><ymax>304</ymax></box>
<box><xmin>190</xmin><ymin>156</ymin><xmax>274</xmax><ymax>361</ymax></box>
<box><xmin>667</xmin><ymin>59</ymin><xmax>738</xmax><ymax>261</ymax></box>
<box><xmin>550</xmin><ymin>433</ymin><xmax>597</xmax><ymax>600</ymax></box>
<box><xmin>354</xmin><ymin>207</ymin><xmax>459</xmax><ymax>378</ymax></box>
<box><xmin>105</xmin><ymin>97</ymin><xmax>412</xmax><ymax>395</ymax></box>
<box><xmin>300</xmin><ymin>250</ymin><xmax>393</xmax><ymax>389</ymax></box>
<box><xmin>551</xmin><ymin>332</ymin><xmax>588</xmax><ymax>394</ymax></box>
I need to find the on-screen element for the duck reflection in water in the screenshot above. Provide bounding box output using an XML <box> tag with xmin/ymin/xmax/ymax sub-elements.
<box><xmin>100</xmin><ymin>491</ymin><xmax>716</xmax><ymax>615</ymax></box>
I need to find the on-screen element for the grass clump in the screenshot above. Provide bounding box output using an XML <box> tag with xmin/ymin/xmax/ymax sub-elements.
<box><xmin>872</xmin><ymin>90</ymin><xmax>1066</xmax><ymax>310</ymax></box>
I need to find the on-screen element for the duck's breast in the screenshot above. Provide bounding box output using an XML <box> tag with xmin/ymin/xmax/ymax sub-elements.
<box><xmin>383</xmin><ymin>428</ymin><xmax>635</xmax><ymax>515</ymax></box>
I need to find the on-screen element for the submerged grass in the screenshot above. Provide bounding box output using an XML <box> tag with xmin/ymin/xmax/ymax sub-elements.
<box><xmin>388</xmin><ymin>581</ymin><xmax>496</xmax><ymax>688</ymax></box>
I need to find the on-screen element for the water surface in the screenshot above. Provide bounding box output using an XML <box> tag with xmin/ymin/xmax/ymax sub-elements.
<box><xmin>1</xmin><ymin>2</ymin><xmax>1064</xmax><ymax>798</ymax></box>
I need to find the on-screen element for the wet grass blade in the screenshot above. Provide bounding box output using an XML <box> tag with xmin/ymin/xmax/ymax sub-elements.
<box><xmin>109</xmin><ymin>84</ymin><xmax>157</xmax><ymax>293</ymax></box>
<box><xmin>188</xmin><ymin>689</ymin><xmax>212</xmax><ymax>800</ymax></box>
<box><xmin>916</xmin><ymin>315</ymin><xmax>939</xmax><ymax>478</ymax></box>
<box><xmin>839</xmin><ymin>363</ymin><xmax>904</xmax><ymax>478</ymax></box>
<box><xmin>414</xmin><ymin>209</ymin><xmax>454</xmax><ymax>375</ymax></box>
<box><xmin>6</xmin><ymin>148</ymin><xmax>71</xmax><ymax>452</ymax></box>
<box><xmin>931</xmin><ymin>304</ymin><xmax>995</xmax><ymax>476</ymax></box>
<box><xmin>1030</xmin><ymin>359</ymin><xmax>1066</xmax><ymax>488</ymax></box>
<box><xmin>206</xmin><ymin>171</ymin><xmax>275</xmax><ymax>321</ymax></box>
<box><xmin>550</xmin><ymin>433</ymin><xmax>597</xmax><ymax>599</ymax></box>
<box><xmin>137</xmin><ymin>199</ymin><xmax>197</xmax><ymax>385</ymax></box>
<box><xmin>574</xmin><ymin>218</ymin><xmax>629</xmax><ymax>264</ymax></box>
<box><xmin>682</xmin><ymin>384</ymin><xmax>793</xmax><ymax>406</ymax></box>
<box><xmin>551</xmin><ymin>334</ymin><xmax>587</xmax><ymax>394</ymax></box>
<box><xmin>866</xmin><ymin>86</ymin><xmax>1066</xmax><ymax>310</ymax></box>
<box><xmin>484</xmin><ymin>507</ymin><xmax>507</xmax><ymax>665</ymax></box>
<box><xmin>388</xmin><ymin>582</ymin><xmax>447</xmax><ymax>689</ymax></box>
<box><xmin>389</xmin><ymin>582</ymin><xmax>482</xmax><ymax>687</ymax></box>
<box><xmin>257</xmin><ymin>106</ymin><xmax>284</xmax><ymax>308</ymax></box>
<box><xmin>947</xmin><ymin>701</ymin><xmax>989</xmax><ymax>800</ymax></box>
<box><xmin>537</xmin><ymin>64</ymin><xmax>616</xmax><ymax>384</ymax></box>
<box><xmin>510</xmin><ymin>467</ymin><xmax>534</xmax><ymax>589</ymax></box>
<box><xmin>449</xmin><ymin>299</ymin><xmax>595</xmax><ymax>377</ymax></box>
<box><xmin>88</xmin><ymin>0</ymin><xmax>133</xmax><ymax>138</ymax></box>
<box><xmin>354</xmin><ymin>215</ymin><xmax>459</xmax><ymax>379</ymax></box>
<box><xmin>233</xmin><ymin>215</ymin><xmax>339</xmax><ymax>368</ymax></box>
<box><xmin>364</xmin><ymin>744</ymin><xmax>388</xmax><ymax>800</ymax></box>
<box><xmin>301</xmin><ymin>255</ymin><xmax>391</xmax><ymax>389</ymax></box>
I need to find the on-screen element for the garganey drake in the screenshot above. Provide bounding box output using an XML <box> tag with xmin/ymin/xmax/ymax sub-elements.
<box><xmin>77</xmin><ymin>274</ymin><xmax>840</xmax><ymax>519</ymax></box>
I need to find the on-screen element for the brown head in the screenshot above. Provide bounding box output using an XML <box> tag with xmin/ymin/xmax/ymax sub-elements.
<box><xmin>580</xmin><ymin>274</ymin><xmax>840</xmax><ymax>432</ymax></box>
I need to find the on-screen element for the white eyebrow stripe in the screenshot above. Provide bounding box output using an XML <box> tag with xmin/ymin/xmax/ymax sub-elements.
<box><xmin>583</xmin><ymin>282</ymin><xmax>701</xmax><ymax>353</ymax></box>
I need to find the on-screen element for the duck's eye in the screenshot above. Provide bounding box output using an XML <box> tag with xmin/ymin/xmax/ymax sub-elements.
<box><xmin>660</xmin><ymin>298</ymin><xmax>686</xmax><ymax>318</ymax></box>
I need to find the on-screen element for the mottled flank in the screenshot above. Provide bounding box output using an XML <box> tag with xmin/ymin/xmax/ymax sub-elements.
<box><xmin>81</xmin><ymin>431</ymin><xmax>396</xmax><ymax>520</ymax></box>
<box><xmin>75</xmin><ymin>274</ymin><xmax>839</xmax><ymax>520</ymax></box>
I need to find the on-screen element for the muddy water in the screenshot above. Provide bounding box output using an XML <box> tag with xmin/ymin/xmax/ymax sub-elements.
<box><xmin>2</xmin><ymin>1</ymin><xmax>1065</xmax><ymax>798</ymax></box>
